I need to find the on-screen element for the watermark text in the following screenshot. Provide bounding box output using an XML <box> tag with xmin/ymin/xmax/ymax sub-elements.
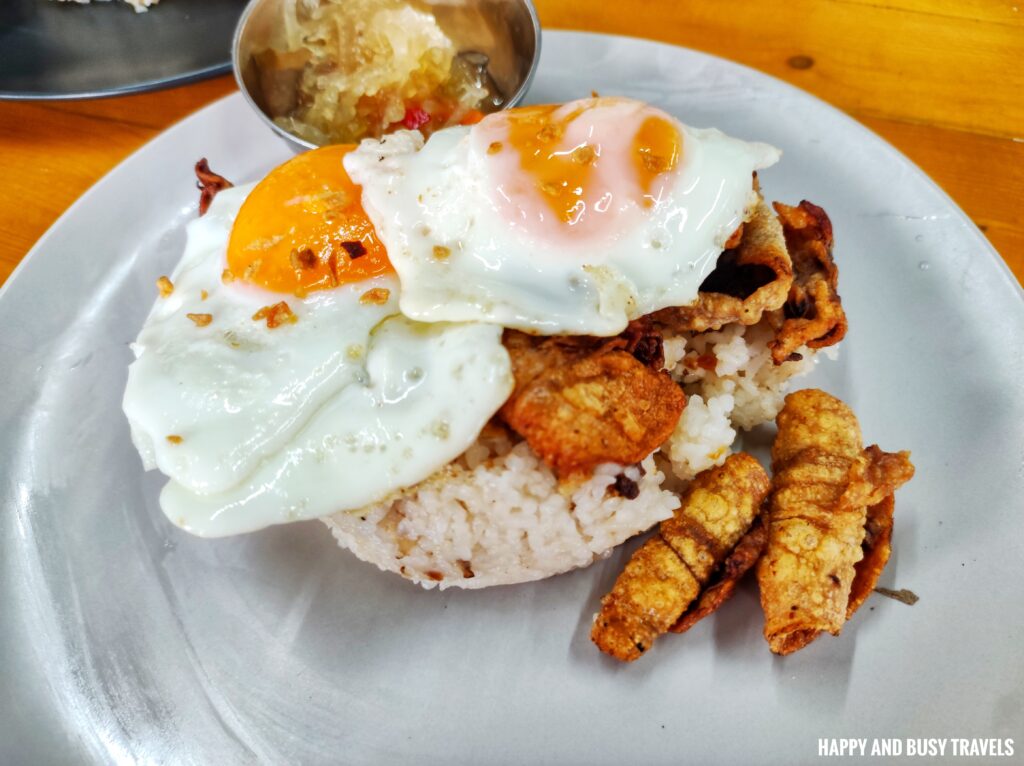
<box><xmin>817</xmin><ymin>738</ymin><xmax>1015</xmax><ymax>757</ymax></box>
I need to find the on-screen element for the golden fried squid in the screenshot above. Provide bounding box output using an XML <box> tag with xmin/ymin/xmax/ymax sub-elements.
<box><xmin>757</xmin><ymin>390</ymin><xmax>914</xmax><ymax>655</ymax></box>
<box><xmin>592</xmin><ymin>453</ymin><xmax>770</xmax><ymax>661</ymax></box>
<box><xmin>768</xmin><ymin>202</ymin><xmax>848</xmax><ymax>364</ymax></box>
<box><xmin>500</xmin><ymin>327</ymin><xmax>685</xmax><ymax>481</ymax></box>
<box><xmin>652</xmin><ymin>195</ymin><xmax>793</xmax><ymax>334</ymax></box>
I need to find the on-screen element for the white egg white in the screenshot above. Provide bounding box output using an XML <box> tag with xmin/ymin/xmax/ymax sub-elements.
<box><xmin>124</xmin><ymin>184</ymin><xmax>398</xmax><ymax>495</ymax></box>
<box><xmin>160</xmin><ymin>316</ymin><xmax>511</xmax><ymax>536</ymax></box>
<box><xmin>345</xmin><ymin>98</ymin><xmax>781</xmax><ymax>336</ymax></box>
<box><xmin>124</xmin><ymin>184</ymin><xmax>512</xmax><ymax>536</ymax></box>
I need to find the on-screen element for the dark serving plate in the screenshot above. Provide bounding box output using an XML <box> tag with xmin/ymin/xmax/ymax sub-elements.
<box><xmin>0</xmin><ymin>0</ymin><xmax>246</xmax><ymax>99</ymax></box>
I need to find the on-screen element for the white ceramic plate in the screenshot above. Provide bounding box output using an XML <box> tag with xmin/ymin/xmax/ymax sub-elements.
<box><xmin>2</xmin><ymin>31</ymin><xmax>1022</xmax><ymax>765</ymax></box>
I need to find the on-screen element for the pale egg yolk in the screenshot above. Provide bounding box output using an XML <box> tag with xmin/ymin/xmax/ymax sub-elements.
<box><xmin>480</xmin><ymin>100</ymin><xmax>682</xmax><ymax>241</ymax></box>
<box><xmin>502</xmin><ymin>103</ymin><xmax>597</xmax><ymax>225</ymax></box>
<box><xmin>227</xmin><ymin>145</ymin><xmax>393</xmax><ymax>296</ymax></box>
<box><xmin>632</xmin><ymin>114</ymin><xmax>682</xmax><ymax>202</ymax></box>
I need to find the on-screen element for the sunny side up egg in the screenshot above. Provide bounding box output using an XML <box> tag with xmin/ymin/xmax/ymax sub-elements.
<box><xmin>123</xmin><ymin>146</ymin><xmax>512</xmax><ymax>537</ymax></box>
<box><xmin>345</xmin><ymin>96</ymin><xmax>781</xmax><ymax>336</ymax></box>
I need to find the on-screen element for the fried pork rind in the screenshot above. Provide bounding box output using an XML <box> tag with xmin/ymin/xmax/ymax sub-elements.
<box><xmin>846</xmin><ymin>494</ymin><xmax>894</xmax><ymax>619</ymax></box>
<box><xmin>670</xmin><ymin>516</ymin><xmax>768</xmax><ymax>634</ymax></box>
<box><xmin>653</xmin><ymin>195</ymin><xmax>793</xmax><ymax>335</ymax></box>
<box><xmin>768</xmin><ymin>202</ymin><xmax>848</xmax><ymax>364</ymax></box>
<box><xmin>500</xmin><ymin>328</ymin><xmax>685</xmax><ymax>481</ymax></box>
<box><xmin>592</xmin><ymin>453</ymin><xmax>770</xmax><ymax>661</ymax></box>
<box><xmin>757</xmin><ymin>390</ymin><xmax>914</xmax><ymax>655</ymax></box>
<box><xmin>195</xmin><ymin>159</ymin><xmax>233</xmax><ymax>216</ymax></box>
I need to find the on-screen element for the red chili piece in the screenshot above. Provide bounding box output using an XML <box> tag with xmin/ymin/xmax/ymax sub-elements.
<box><xmin>195</xmin><ymin>158</ymin><xmax>233</xmax><ymax>216</ymax></box>
<box><xmin>401</xmin><ymin>107</ymin><xmax>431</xmax><ymax>131</ymax></box>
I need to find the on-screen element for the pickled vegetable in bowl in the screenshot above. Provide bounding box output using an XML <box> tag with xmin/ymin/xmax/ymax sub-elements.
<box><xmin>247</xmin><ymin>0</ymin><xmax>506</xmax><ymax>145</ymax></box>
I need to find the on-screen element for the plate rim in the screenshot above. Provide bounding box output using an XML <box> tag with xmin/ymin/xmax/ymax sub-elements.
<box><xmin>2</xmin><ymin>29</ymin><xmax>1020</xmax><ymax>308</ymax></box>
<box><xmin>0</xmin><ymin>63</ymin><xmax>231</xmax><ymax>102</ymax></box>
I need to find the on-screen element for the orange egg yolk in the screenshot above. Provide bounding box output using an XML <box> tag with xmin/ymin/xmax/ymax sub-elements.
<box><xmin>502</xmin><ymin>102</ymin><xmax>682</xmax><ymax>223</ymax></box>
<box><xmin>227</xmin><ymin>145</ymin><xmax>392</xmax><ymax>296</ymax></box>
<box><xmin>632</xmin><ymin>115</ymin><xmax>682</xmax><ymax>201</ymax></box>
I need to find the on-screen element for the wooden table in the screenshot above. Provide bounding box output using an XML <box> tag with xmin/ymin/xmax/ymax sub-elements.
<box><xmin>1</xmin><ymin>0</ymin><xmax>1021</xmax><ymax>287</ymax></box>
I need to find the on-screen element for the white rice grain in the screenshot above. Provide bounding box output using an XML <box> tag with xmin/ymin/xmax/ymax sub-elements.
<box><xmin>324</xmin><ymin>441</ymin><xmax>678</xmax><ymax>589</ymax></box>
<box><xmin>662</xmin><ymin>318</ymin><xmax>821</xmax><ymax>474</ymax></box>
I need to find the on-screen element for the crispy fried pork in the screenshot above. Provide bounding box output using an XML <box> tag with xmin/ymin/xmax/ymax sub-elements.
<box><xmin>757</xmin><ymin>390</ymin><xmax>914</xmax><ymax>655</ymax></box>
<box><xmin>591</xmin><ymin>453</ymin><xmax>770</xmax><ymax>661</ymax></box>
<box><xmin>846</xmin><ymin>493</ymin><xmax>895</xmax><ymax>619</ymax></box>
<box><xmin>670</xmin><ymin>516</ymin><xmax>768</xmax><ymax>634</ymax></box>
<box><xmin>652</xmin><ymin>196</ymin><xmax>793</xmax><ymax>335</ymax></box>
<box><xmin>500</xmin><ymin>328</ymin><xmax>685</xmax><ymax>481</ymax></box>
<box><xmin>767</xmin><ymin>201</ymin><xmax>847</xmax><ymax>364</ymax></box>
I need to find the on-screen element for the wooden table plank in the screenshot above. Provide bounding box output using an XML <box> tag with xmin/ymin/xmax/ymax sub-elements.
<box><xmin>1</xmin><ymin>1</ymin><xmax>1021</xmax><ymax>288</ymax></box>
<box><xmin>859</xmin><ymin>115</ymin><xmax>1024</xmax><ymax>273</ymax></box>
<box><xmin>0</xmin><ymin>78</ymin><xmax>237</xmax><ymax>285</ymax></box>
<box><xmin>842</xmin><ymin>0</ymin><xmax>1023</xmax><ymax>25</ymax></box>
<box><xmin>534</xmin><ymin>0</ymin><xmax>1024</xmax><ymax>138</ymax></box>
<box><xmin>39</xmin><ymin>77</ymin><xmax>237</xmax><ymax>130</ymax></box>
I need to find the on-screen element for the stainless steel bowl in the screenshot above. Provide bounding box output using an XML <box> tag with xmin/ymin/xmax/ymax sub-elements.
<box><xmin>232</xmin><ymin>0</ymin><xmax>541</xmax><ymax>152</ymax></box>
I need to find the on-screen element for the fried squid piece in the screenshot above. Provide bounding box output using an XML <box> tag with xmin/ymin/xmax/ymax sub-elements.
<box><xmin>652</xmin><ymin>195</ymin><xmax>793</xmax><ymax>334</ymax></box>
<box><xmin>670</xmin><ymin>516</ymin><xmax>768</xmax><ymax>634</ymax></box>
<box><xmin>757</xmin><ymin>390</ymin><xmax>914</xmax><ymax>655</ymax></box>
<box><xmin>767</xmin><ymin>202</ymin><xmax>847</xmax><ymax>364</ymax></box>
<box><xmin>592</xmin><ymin>453</ymin><xmax>770</xmax><ymax>661</ymax></box>
<box><xmin>500</xmin><ymin>328</ymin><xmax>685</xmax><ymax>481</ymax></box>
<box><xmin>195</xmin><ymin>158</ymin><xmax>233</xmax><ymax>216</ymax></box>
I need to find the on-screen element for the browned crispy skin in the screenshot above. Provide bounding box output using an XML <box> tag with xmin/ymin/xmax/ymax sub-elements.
<box><xmin>842</xmin><ymin>445</ymin><xmax>914</xmax><ymax>617</ymax></box>
<box><xmin>757</xmin><ymin>390</ymin><xmax>914</xmax><ymax>655</ymax></box>
<box><xmin>836</xmin><ymin>445</ymin><xmax>916</xmax><ymax>519</ymax></box>
<box><xmin>592</xmin><ymin>453</ymin><xmax>770</xmax><ymax>661</ymax></box>
<box><xmin>846</xmin><ymin>494</ymin><xmax>894</xmax><ymax>619</ymax></box>
<box><xmin>593</xmin><ymin>537</ymin><xmax>701</xmax><ymax>662</ymax></box>
<box><xmin>500</xmin><ymin>328</ymin><xmax>685</xmax><ymax>480</ymax></box>
<box><xmin>758</xmin><ymin>390</ymin><xmax>863</xmax><ymax>655</ymax></box>
<box><xmin>195</xmin><ymin>159</ymin><xmax>233</xmax><ymax>216</ymax></box>
<box><xmin>652</xmin><ymin>195</ymin><xmax>793</xmax><ymax>335</ymax></box>
<box><xmin>670</xmin><ymin>516</ymin><xmax>768</xmax><ymax>634</ymax></box>
<box><xmin>768</xmin><ymin>202</ymin><xmax>848</xmax><ymax>364</ymax></box>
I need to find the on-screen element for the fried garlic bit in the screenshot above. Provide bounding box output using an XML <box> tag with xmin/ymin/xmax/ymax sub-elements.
<box><xmin>757</xmin><ymin>389</ymin><xmax>914</xmax><ymax>655</ymax></box>
<box><xmin>252</xmin><ymin>301</ymin><xmax>297</xmax><ymax>329</ymax></box>
<box><xmin>592</xmin><ymin>453</ymin><xmax>770</xmax><ymax>661</ymax></box>
<box><xmin>359</xmin><ymin>287</ymin><xmax>391</xmax><ymax>305</ymax></box>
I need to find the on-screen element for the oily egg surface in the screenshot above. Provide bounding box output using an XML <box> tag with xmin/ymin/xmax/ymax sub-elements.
<box><xmin>123</xmin><ymin>147</ymin><xmax>512</xmax><ymax>536</ymax></box>
<box><xmin>345</xmin><ymin>97</ymin><xmax>781</xmax><ymax>336</ymax></box>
